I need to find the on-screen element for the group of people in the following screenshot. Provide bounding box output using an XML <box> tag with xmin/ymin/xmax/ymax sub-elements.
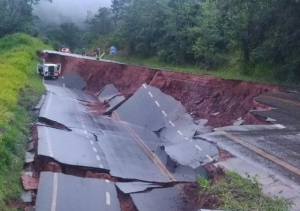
<box><xmin>81</xmin><ymin>46</ymin><xmax>117</xmax><ymax>61</ymax></box>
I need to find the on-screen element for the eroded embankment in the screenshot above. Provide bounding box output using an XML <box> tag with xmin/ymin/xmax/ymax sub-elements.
<box><xmin>41</xmin><ymin>52</ymin><xmax>279</xmax><ymax>127</ymax></box>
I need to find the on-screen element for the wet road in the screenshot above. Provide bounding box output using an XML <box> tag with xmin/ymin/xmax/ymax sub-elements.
<box><xmin>197</xmin><ymin>92</ymin><xmax>300</xmax><ymax>210</ymax></box>
<box><xmin>35</xmin><ymin>75</ymin><xmax>219</xmax><ymax>211</ymax></box>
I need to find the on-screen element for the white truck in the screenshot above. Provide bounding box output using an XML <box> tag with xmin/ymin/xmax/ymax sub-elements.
<box><xmin>37</xmin><ymin>62</ymin><xmax>61</xmax><ymax>79</ymax></box>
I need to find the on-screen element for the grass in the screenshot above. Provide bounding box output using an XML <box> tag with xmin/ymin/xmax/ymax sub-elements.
<box><xmin>0</xmin><ymin>33</ymin><xmax>49</xmax><ymax>210</ymax></box>
<box><xmin>198</xmin><ymin>171</ymin><xmax>291</xmax><ymax>211</ymax></box>
<box><xmin>102</xmin><ymin>53</ymin><xmax>293</xmax><ymax>86</ymax></box>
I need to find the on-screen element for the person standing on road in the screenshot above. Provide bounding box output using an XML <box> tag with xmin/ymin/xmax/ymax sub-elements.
<box><xmin>82</xmin><ymin>48</ymin><xmax>86</xmax><ymax>56</ymax></box>
<box><xmin>109</xmin><ymin>46</ymin><xmax>117</xmax><ymax>60</ymax></box>
<box><xmin>94</xmin><ymin>48</ymin><xmax>100</xmax><ymax>60</ymax></box>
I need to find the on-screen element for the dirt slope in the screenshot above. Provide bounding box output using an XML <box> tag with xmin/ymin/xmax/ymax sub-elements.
<box><xmin>41</xmin><ymin>52</ymin><xmax>279</xmax><ymax>127</ymax></box>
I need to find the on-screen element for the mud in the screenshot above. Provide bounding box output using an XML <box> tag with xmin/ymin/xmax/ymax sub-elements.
<box><xmin>86</xmin><ymin>171</ymin><xmax>118</xmax><ymax>182</ymax></box>
<box><xmin>117</xmin><ymin>190</ymin><xmax>138</xmax><ymax>211</ymax></box>
<box><xmin>87</xmin><ymin>101</ymin><xmax>109</xmax><ymax>115</ymax></box>
<box><xmin>198</xmin><ymin>167</ymin><xmax>225</xmax><ymax>209</ymax></box>
<box><xmin>38</xmin><ymin>118</ymin><xmax>71</xmax><ymax>131</ymax></box>
<box><xmin>181</xmin><ymin>183</ymin><xmax>201</xmax><ymax>211</ymax></box>
<box><xmin>41</xmin><ymin>53</ymin><xmax>279</xmax><ymax>127</ymax></box>
<box><xmin>22</xmin><ymin>176</ymin><xmax>39</xmax><ymax>190</ymax></box>
<box><xmin>44</xmin><ymin>162</ymin><xmax>62</xmax><ymax>173</ymax></box>
<box><xmin>218</xmin><ymin>149</ymin><xmax>235</xmax><ymax>162</ymax></box>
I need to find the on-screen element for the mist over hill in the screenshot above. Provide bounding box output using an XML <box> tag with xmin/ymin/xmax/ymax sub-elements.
<box><xmin>34</xmin><ymin>0</ymin><xmax>111</xmax><ymax>25</ymax></box>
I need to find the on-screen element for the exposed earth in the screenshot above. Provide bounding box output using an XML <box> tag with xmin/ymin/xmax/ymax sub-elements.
<box><xmin>20</xmin><ymin>51</ymin><xmax>300</xmax><ymax>211</ymax></box>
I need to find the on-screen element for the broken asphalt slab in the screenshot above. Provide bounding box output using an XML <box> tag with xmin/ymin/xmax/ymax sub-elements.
<box><xmin>199</xmin><ymin>130</ymin><xmax>300</xmax><ymax>184</ymax></box>
<box><xmin>39</xmin><ymin>91</ymin><xmax>101</xmax><ymax>133</ymax></box>
<box><xmin>36</xmin><ymin>172</ymin><xmax>120</xmax><ymax>211</ymax></box>
<box><xmin>115</xmin><ymin>84</ymin><xmax>202</xmax><ymax>146</ymax></box>
<box><xmin>92</xmin><ymin>115</ymin><xmax>164</xmax><ymax>152</ymax></box>
<box><xmin>98</xmin><ymin>84</ymin><xmax>121</xmax><ymax>102</ymax></box>
<box><xmin>105</xmin><ymin>95</ymin><xmax>126</xmax><ymax>114</ymax></box>
<box><xmin>61</xmin><ymin>73</ymin><xmax>86</xmax><ymax>90</ymax></box>
<box><xmin>164</xmin><ymin>139</ymin><xmax>219</xmax><ymax>168</ymax></box>
<box><xmin>131</xmin><ymin>186</ymin><xmax>198</xmax><ymax>211</ymax></box>
<box><xmin>37</xmin><ymin>126</ymin><xmax>109</xmax><ymax>170</ymax></box>
<box><xmin>159</xmin><ymin>113</ymin><xmax>209</xmax><ymax>144</ymax></box>
<box><xmin>116</xmin><ymin>85</ymin><xmax>186</xmax><ymax>132</ymax></box>
<box><xmin>155</xmin><ymin>146</ymin><xmax>208</xmax><ymax>181</ymax></box>
<box><xmin>45</xmin><ymin>84</ymin><xmax>98</xmax><ymax>103</ymax></box>
<box><xmin>252</xmin><ymin>93</ymin><xmax>300</xmax><ymax>130</ymax></box>
<box><xmin>116</xmin><ymin>182</ymin><xmax>162</xmax><ymax>194</ymax></box>
<box><xmin>96</xmin><ymin>131</ymin><xmax>172</xmax><ymax>183</ymax></box>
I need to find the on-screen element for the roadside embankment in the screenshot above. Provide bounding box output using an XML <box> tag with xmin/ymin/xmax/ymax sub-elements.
<box><xmin>0</xmin><ymin>34</ymin><xmax>49</xmax><ymax>210</ymax></box>
<box><xmin>42</xmin><ymin>53</ymin><xmax>279</xmax><ymax>127</ymax></box>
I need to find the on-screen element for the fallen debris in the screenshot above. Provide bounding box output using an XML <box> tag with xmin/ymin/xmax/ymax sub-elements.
<box><xmin>116</xmin><ymin>182</ymin><xmax>162</xmax><ymax>194</ymax></box>
<box><xmin>86</xmin><ymin>171</ymin><xmax>117</xmax><ymax>182</ymax></box>
<box><xmin>21</xmin><ymin>191</ymin><xmax>32</xmax><ymax>203</ymax></box>
<box><xmin>22</xmin><ymin>175</ymin><xmax>39</xmax><ymax>190</ymax></box>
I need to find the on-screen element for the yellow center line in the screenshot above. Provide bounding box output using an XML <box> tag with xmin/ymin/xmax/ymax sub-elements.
<box><xmin>113</xmin><ymin>111</ymin><xmax>177</xmax><ymax>182</ymax></box>
<box><xmin>216</xmin><ymin>129</ymin><xmax>300</xmax><ymax>176</ymax></box>
<box><xmin>263</xmin><ymin>95</ymin><xmax>300</xmax><ymax>106</ymax></box>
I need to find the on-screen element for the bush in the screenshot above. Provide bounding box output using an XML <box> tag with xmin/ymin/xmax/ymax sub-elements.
<box><xmin>0</xmin><ymin>33</ymin><xmax>49</xmax><ymax>210</ymax></box>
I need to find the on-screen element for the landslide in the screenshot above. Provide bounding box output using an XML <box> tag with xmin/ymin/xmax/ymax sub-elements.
<box><xmin>41</xmin><ymin>53</ymin><xmax>279</xmax><ymax>127</ymax></box>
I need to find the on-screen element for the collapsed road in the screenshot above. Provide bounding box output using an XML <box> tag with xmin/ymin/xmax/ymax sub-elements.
<box><xmin>32</xmin><ymin>76</ymin><xmax>217</xmax><ymax>211</ymax></box>
<box><xmin>22</xmin><ymin>51</ymin><xmax>300</xmax><ymax>210</ymax></box>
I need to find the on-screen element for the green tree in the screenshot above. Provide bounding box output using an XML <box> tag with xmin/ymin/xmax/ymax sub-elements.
<box><xmin>85</xmin><ymin>7</ymin><xmax>114</xmax><ymax>42</ymax></box>
<box><xmin>157</xmin><ymin>0</ymin><xmax>200</xmax><ymax>63</ymax></box>
<box><xmin>0</xmin><ymin>0</ymin><xmax>51</xmax><ymax>38</ymax></box>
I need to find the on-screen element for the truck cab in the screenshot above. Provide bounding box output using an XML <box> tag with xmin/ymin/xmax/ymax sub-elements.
<box><xmin>37</xmin><ymin>63</ymin><xmax>61</xmax><ymax>79</ymax></box>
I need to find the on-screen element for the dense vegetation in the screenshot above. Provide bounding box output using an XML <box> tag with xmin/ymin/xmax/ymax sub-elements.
<box><xmin>2</xmin><ymin>0</ymin><xmax>300</xmax><ymax>83</ymax></box>
<box><xmin>84</xmin><ymin>0</ymin><xmax>300</xmax><ymax>84</ymax></box>
<box><xmin>0</xmin><ymin>34</ymin><xmax>48</xmax><ymax>210</ymax></box>
<box><xmin>198</xmin><ymin>172</ymin><xmax>291</xmax><ymax>211</ymax></box>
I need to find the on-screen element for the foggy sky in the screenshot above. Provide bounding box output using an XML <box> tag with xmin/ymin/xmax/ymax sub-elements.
<box><xmin>34</xmin><ymin>0</ymin><xmax>112</xmax><ymax>25</ymax></box>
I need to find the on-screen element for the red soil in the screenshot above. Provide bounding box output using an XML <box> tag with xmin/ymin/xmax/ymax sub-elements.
<box><xmin>41</xmin><ymin>52</ymin><xmax>279</xmax><ymax>127</ymax></box>
<box><xmin>85</xmin><ymin>171</ymin><xmax>118</xmax><ymax>182</ymax></box>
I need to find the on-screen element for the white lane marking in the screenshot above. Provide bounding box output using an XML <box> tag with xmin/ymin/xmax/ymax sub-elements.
<box><xmin>106</xmin><ymin>192</ymin><xmax>111</xmax><ymax>205</ymax></box>
<box><xmin>46</xmin><ymin>92</ymin><xmax>53</xmax><ymax>117</ymax></box>
<box><xmin>51</xmin><ymin>173</ymin><xmax>58</xmax><ymax>211</ymax></box>
<box><xmin>184</xmin><ymin>137</ymin><xmax>189</xmax><ymax>140</ymax></box>
<box><xmin>106</xmin><ymin>180</ymin><xmax>109</xmax><ymax>183</ymax></box>
<box><xmin>45</xmin><ymin>127</ymin><xmax>54</xmax><ymax>157</ymax></box>
<box><xmin>99</xmin><ymin>164</ymin><xmax>104</xmax><ymax>168</ymax></box>
<box><xmin>84</xmin><ymin>130</ymin><xmax>87</xmax><ymax>134</ymax></box>
<box><xmin>143</xmin><ymin>84</ymin><xmax>147</xmax><ymax>89</ymax></box>
<box><xmin>63</xmin><ymin>83</ymin><xmax>65</xmax><ymax>88</ymax></box>
<box><xmin>162</xmin><ymin>111</ymin><xmax>167</xmax><ymax>117</ymax></box>
<box><xmin>90</xmin><ymin>140</ymin><xmax>94</xmax><ymax>145</ymax></box>
<box><xmin>82</xmin><ymin>125</ymin><xmax>85</xmax><ymax>128</ymax></box>
<box><xmin>93</xmin><ymin>147</ymin><xmax>97</xmax><ymax>152</ymax></box>
<box><xmin>206</xmin><ymin>155</ymin><xmax>214</xmax><ymax>161</ymax></box>
<box><xmin>148</xmin><ymin>92</ymin><xmax>153</xmax><ymax>97</ymax></box>
<box><xmin>169</xmin><ymin>121</ymin><xmax>175</xmax><ymax>127</ymax></box>
<box><xmin>195</xmin><ymin>145</ymin><xmax>202</xmax><ymax>151</ymax></box>
<box><xmin>62</xmin><ymin>76</ymin><xmax>64</xmax><ymax>79</ymax></box>
<box><xmin>275</xmin><ymin>124</ymin><xmax>286</xmax><ymax>129</ymax></box>
<box><xmin>96</xmin><ymin>155</ymin><xmax>101</xmax><ymax>161</ymax></box>
<box><xmin>177</xmin><ymin>130</ymin><xmax>183</xmax><ymax>136</ymax></box>
<box><xmin>155</xmin><ymin>101</ymin><xmax>160</xmax><ymax>107</ymax></box>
